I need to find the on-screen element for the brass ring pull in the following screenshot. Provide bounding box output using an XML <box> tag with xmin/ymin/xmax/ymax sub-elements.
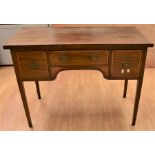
<box><xmin>90</xmin><ymin>56</ymin><xmax>97</xmax><ymax>61</ymax></box>
<box><xmin>28</xmin><ymin>62</ymin><xmax>39</xmax><ymax>70</ymax></box>
<box><xmin>121</xmin><ymin>62</ymin><xmax>131</xmax><ymax>74</ymax></box>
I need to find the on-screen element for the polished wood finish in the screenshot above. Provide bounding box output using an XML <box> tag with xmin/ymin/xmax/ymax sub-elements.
<box><xmin>11</xmin><ymin>52</ymin><xmax>33</xmax><ymax>127</ymax></box>
<box><xmin>50</xmin><ymin>65</ymin><xmax>109</xmax><ymax>80</ymax></box>
<box><xmin>3</xmin><ymin>27</ymin><xmax>154</xmax><ymax>128</ymax></box>
<box><xmin>50</xmin><ymin>50</ymin><xmax>109</xmax><ymax>66</ymax></box>
<box><xmin>52</xmin><ymin>24</ymin><xmax>155</xmax><ymax>68</ymax></box>
<box><xmin>16</xmin><ymin>81</ymin><xmax>33</xmax><ymax>127</ymax></box>
<box><xmin>3</xmin><ymin>27</ymin><xmax>153</xmax><ymax>49</ymax></box>
<box><xmin>111</xmin><ymin>50</ymin><xmax>142</xmax><ymax>78</ymax></box>
<box><xmin>123</xmin><ymin>80</ymin><xmax>128</xmax><ymax>98</ymax></box>
<box><xmin>35</xmin><ymin>81</ymin><xmax>41</xmax><ymax>99</ymax></box>
<box><xmin>132</xmin><ymin>49</ymin><xmax>147</xmax><ymax>125</ymax></box>
<box><xmin>16</xmin><ymin>52</ymin><xmax>49</xmax><ymax>80</ymax></box>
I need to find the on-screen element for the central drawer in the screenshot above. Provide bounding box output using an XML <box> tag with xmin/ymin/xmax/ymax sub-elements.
<box><xmin>50</xmin><ymin>50</ymin><xmax>109</xmax><ymax>66</ymax></box>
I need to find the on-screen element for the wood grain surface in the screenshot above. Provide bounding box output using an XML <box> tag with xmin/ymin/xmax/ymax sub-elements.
<box><xmin>52</xmin><ymin>24</ymin><xmax>155</xmax><ymax>67</ymax></box>
<box><xmin>50</xmin><ymin>50</ymin><xmax>109</xmax><ymax>66</ymax></box>
<box><xmin>2</xmin><ymin>26</ymin><xmax>154</xmax><ymax>128</ymax></box>
<box><xmin>3</xmin><ymin>27</ymin><xmax>153</xmax><ymax>49</ymax></box>
<box><xmin>16</xmin><ymin>51</ymin><xmax>49</xmax><ymax>80</ymax></box>
<box><xmin>111</xmin><ymin>50</ymin><xmax>142</xmax><ymax>78</ymax></box>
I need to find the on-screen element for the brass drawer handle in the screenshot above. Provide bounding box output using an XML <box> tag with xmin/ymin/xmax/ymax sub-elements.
<box><xmin>28</xmin><ymin>62</ymin><xmax>39</xmax><ymax>69</ymax></box>
<box><xmin>90</xmin><ymin>56</ymin><xmax>97</xmax><ymax>61</ymax></box>
<box><xmin>60</xmin><ymin>55</ymin><xmax>70</xmax><ymax>61</ymax></box>
<box><xmin>121</xmin><ymin>62</ymin><xmax>131</xmax><ymax>74</ymax></box>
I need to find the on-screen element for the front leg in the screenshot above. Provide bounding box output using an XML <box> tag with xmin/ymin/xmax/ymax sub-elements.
<box><xmin>35</xmin><ymin>81</ymin><xmax>41</xmax><ymax>99</ymax></box>
<box><xmin>132</xmin><ymin>78</ymin><xmax>143</xmax><ymax>125</ymax></box>
<box><xmin>123</xmin><ymin>80</ymin><xmax>128</xmax><ymax>98</ymax></box>
<box><xmin>17</xmin><ymin>80</ymin><xmax>33</xmax><ymax>127</ymax></box>
<box><xmin>11</xmin><ymin>51</ymin><xmax>33</xmax><ymax>128</ymax></box>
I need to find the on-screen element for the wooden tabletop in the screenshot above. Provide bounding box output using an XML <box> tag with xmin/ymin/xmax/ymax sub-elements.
<box><xmin>3</xmin><ymin>27</ymin><xmax>154</xmax><ymax>49</ymax></box>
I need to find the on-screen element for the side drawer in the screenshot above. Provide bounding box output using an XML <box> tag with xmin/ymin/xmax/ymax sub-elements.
<box><xmin>16</xmin><ymin>51</ymin><xmax>49</xmax><ymax>80</ymax></box>
<box><xmin>50</xmin><ymin>50</ymin><xmax>109</xmax><ymax>66</ymax></box>
<box><xmin>111</xmin><ymin>50</ymin><xmax>142</xmax><ymax>78</ymax></box>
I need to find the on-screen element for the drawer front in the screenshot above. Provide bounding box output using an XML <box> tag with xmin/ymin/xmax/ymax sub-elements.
<box><xmin>111</xmin><ymin>50</ymin><xmax>142</xmax><ymax>78</ymax></box>
<box><xmin>50</xmin><ymin>50</ymin><xmax>109</xmax><ymax>66</ymax></box>
<box><xmin>16</xmin><ymin>52</ymin><xmax>49</xmax><ymax>80</ymax></box>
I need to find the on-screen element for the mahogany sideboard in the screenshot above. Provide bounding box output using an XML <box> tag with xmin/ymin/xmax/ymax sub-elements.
<box><xmin>3</xmin><ymin>27</ymin><xmax>154</xmax><ymax>128</ymax></box>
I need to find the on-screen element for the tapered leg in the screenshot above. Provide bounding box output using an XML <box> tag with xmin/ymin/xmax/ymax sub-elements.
<box><xmin>17</xmin><ymin>80</ymin><xmax>33</xmax><ymax>127</ymax></box>
<box><xmin>123</xmin><ymin>80</ymin><xmax>128</xmax><ymax>98</ymax></box>
<box><xmin>132</xmin><ymin>79</ymin><xmax>143</xmax><ymax>126</ymax></box>
<box><xmin>35</xmin><ymin>81</ymin><xmax>41</xmax><ymax>99</ymax></box>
